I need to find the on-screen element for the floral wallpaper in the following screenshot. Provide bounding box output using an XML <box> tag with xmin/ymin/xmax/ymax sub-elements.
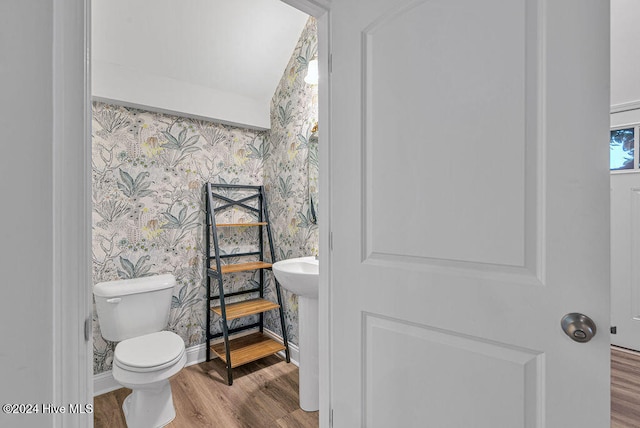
<box><xmin>263</xmin><ymin>17</ymin><xmax>319</xmax><ymax>339</ymax></box>
<box><xmin>92</xmin><ymin>102</ymin><xmax>264</xmax><ymax>373</ymax></box>
<box><xmin>92</xmin><ymin>17</ymin><xmax>318</xmax><ymax>375</ymax></box>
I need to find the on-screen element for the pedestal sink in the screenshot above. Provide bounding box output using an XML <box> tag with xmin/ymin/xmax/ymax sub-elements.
<box><xmin>272</xmin><ymin>256</ymin><xmax>319</xmax><ymax>412</ymax></box>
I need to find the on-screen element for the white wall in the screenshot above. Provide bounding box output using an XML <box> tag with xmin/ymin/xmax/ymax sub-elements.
<box><xmin>611</xmin><ymin>0</ymin><xmax>640</xmax><ymax>122</ymax></box>
<box><xmin>93</xmin><ymin>61</ymin><xmax>272</xmax><ymax>129</ymax></box>
<box><xmin>611</xmin><ymin>0</ymin><xmax>640</xmax><ymax>110</ymax></box>
<box><xmin>0</xmin><ymin>0</ymin><xmax>55</xmax><ymax>425</ymax></box>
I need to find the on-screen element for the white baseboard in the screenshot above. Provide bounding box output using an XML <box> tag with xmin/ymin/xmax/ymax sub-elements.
<box><xmin>94</xmin><ymin>329</ymin><xmax>299</xmax><ymax>396</ymax></box>
<box><xmin>262</xmin><ymin>329</ymin><xmax>300</xmax><ymax>366</ymax></box>
<box><xmin>93</xmin><ymin>370</ymin><xmax>120</xmax><ymax>397</ymax></box>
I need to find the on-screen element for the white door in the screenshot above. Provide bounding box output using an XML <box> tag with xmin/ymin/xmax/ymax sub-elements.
<box><xmin>611</xmin><ymin>172</ymin><xmax>640</xmax><ymax>350</ymax></box>
<box><xmin>328</xmin><ymin>0</ymin><xmax>611</xmax><ymax>426</ymax></box>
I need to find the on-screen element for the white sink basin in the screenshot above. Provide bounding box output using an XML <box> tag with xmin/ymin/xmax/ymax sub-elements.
<box><xmin>272</xmin><ymin>256</ymin><xmax>318</xmax><ymax>298</ymax></box>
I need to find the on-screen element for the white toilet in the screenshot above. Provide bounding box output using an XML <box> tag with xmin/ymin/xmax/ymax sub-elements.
<box><xmin>94</xmin><ymin>274</ymin><xmax>186</xmax><ymax>428</ymax></box>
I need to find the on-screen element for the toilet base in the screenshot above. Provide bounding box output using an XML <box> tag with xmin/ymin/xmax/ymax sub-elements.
<box><xmin>122</xmin><ymin>379</ymin><xmax>176</xmax><ymax>428</ymax></box>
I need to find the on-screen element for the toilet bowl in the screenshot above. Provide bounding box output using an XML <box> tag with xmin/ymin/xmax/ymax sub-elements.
<box><xmin>112</xmin><ymin>331</ymin><xmax>186</xmax><ymax>428</ymax></box>
<box><xmin>93</xmin><ymin>274</ymin><xmax>185</xmax><ymax>428</ymax></box>
<box><xmin>114</xmin><ymin>355</ymin><xmax>187</xmax><ymax>428</ymax></box>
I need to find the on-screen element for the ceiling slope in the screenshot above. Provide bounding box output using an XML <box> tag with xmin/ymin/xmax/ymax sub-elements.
<box><xmin>92</xmin><ymin>0</ymin><xmax>309</xmax><ymax>129</ymax></box>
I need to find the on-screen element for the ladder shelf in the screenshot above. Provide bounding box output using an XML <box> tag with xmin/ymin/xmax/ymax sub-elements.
<box><xmin>210</xmin><ymin>298</ymin><xmax>280</xmax><ymax>320</ymax></box>
<box><xmin>204</xmin><ymin>183</ymin><xmax>290</xmax><ymax>385</ymax></box>
<box><xmin>208</xmin><ymin>261</ymin><xmax>273</xmax><ymax>275</ymax></box>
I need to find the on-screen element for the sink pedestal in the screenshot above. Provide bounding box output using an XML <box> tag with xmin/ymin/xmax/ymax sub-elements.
<box><xmin>298</xmin><ymin>296</ymin><xmax>319</xmax><ymax>411</ymax></box>
<box><xmin>270</xmin><ymin>256</ymin><xmax>319</xmax><ymax>412</ymax></box>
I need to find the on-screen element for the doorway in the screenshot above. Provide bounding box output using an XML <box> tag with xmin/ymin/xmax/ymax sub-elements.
<box><xmin>85</xmin><ymin>0</ymin><xmax>331</xmax><ymax>426</ymax></box>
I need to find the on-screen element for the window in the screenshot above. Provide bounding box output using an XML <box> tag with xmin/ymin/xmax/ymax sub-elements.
<box><xmin>611</xmin><ymin>127</ymin><xmax>636</xmax><ymax>171</ymax></box>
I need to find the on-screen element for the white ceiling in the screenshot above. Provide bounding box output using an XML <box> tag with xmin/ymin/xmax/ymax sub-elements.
<box><xmin>92</xmin><ymin>0</ymin><xmax>309</xmax><ymax>128</ymax></box>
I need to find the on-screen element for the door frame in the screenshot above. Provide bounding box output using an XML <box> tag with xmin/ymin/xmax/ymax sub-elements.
<box><xmin>52</xmin><ymin>0</ymin><xmax>93</xmax><ymax>427</ymax></box>
<box><xmin>54</xmin><ymin>0</ymin><xmax>333</xmax><ymax>427</ymax></box>
<box><xmin>281</xmin><ymin>3</ymin><xmax>332</xmax><ymax>426</ymax></box>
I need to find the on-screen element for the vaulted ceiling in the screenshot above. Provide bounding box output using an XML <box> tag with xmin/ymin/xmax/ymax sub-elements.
<box><xmin>92</xmin><ymin>0</ymin><xmax>309</xmax><ymax>129</ymax></box>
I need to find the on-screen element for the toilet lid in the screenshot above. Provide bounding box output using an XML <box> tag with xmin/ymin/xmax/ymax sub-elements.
<box><xmin>114</xmin><ymin>331</ymin><xmax>185</xmax><ymax>372</ymax></box>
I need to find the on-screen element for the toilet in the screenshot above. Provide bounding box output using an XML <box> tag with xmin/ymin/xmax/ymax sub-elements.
<box><xmin>94</xmin><ymin>274</ymin><xmax>186</xmax><ymax>428</ymax></box>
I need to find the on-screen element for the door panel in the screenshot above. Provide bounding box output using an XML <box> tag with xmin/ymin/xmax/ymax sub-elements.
<box><xmin>365</xmin><ymin>0</ymin><xmax>530</xmax><ymax>268</ymax></box>
<box><xmin>364</xmin><ymin>313</ymin><xmax>542</xmax><ymax>427</ymax></box>
<box><xmin>611</xmin><ymin>173</ymin><xmax>640</xmax><ymax>350</ymax></box>
<box><xmin>330</xmin><ymin>0</ymin><xmax>610</xmax><ymax>426</ymax></box>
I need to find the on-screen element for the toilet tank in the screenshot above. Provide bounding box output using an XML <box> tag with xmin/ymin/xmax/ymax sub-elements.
<box><xmin>93</xmin><ymin>274</ymin><xmax>176</xmax><ymax>342</ymax></box>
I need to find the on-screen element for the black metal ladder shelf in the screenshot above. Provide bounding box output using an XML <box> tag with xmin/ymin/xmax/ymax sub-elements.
<box><xmin>204</xmin><ymin>183</ymin><xmax>290</xmax><ymax>385</ymax></box>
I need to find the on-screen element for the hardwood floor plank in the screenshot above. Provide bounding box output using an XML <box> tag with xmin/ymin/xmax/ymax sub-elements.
<box><xmin>94</xmin><ymin>355</ymin><xmax>318</xmax><ymax>428</ymax></box>
<box><xmin>93</xmin><ymin>387</ymin><xmax>127</xmax><ymax>427</ymax></box>
<box><xmin>612</xmin><ymin>346</ymin><xmax>640</xmax><ymax>428</ymax></box>
<box><xmin>275</xmin><ymin>409</ymin><xmax>320</xmax><ymax>428</ymax></box>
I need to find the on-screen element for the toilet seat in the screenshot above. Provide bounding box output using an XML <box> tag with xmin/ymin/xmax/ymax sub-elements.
<box><xmin>114</xmin><ymin>331</ymin><xmax>185</xmax><ymax>373</ymax></box>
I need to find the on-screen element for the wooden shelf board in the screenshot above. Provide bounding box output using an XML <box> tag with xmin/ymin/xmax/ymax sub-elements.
<box><xmin>211</xmin><ymin>261</ymin><xmax>272</xmax><ymax>274</ymax></box>
<box><xmin>211</xmin><ymin>298</ymin><xmax>279</xmax><ymax>320</ymax></box>
<box><xmin>215</xmin><ymin>222</ymin><xmax>267</xmax><ymax>227</ymax></box>
<box><xmin>211</xmin><ymin>332</ymin><xmax>285</xmax><ymax>368</ymax></box>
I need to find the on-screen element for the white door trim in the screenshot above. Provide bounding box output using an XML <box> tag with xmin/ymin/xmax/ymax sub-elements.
<box><xmin>611</xmin><ymin>100</ymin><xmax>640</xmax><ymax>114</ymax></box>
<box><xmin>52</xmin><ymin>0</ymin><xmax>93</xmax><ymax>426</ymax></box>
<box><xmin>281</xmin><ymin>3</ymin><xmax>332</xmax><ymax>425</ymax></box>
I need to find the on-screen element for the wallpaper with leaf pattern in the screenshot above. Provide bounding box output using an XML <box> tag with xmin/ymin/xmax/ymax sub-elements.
<box><xmin>92</xmin><ymin>17</ymin><xmax>318</xmax><ymax>374</ymax></box>
<box><xmin>263</xmin><ymin>17</ymin><xmax>318</xmax><ymax>339</ymax></box>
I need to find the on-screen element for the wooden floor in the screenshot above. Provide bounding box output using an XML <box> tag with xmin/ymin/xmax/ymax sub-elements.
<box><xmin>94</xmin><ymin>355</ymin><xmax>318</xmax><ymax>428</ymax></box>
<box><xmin>96</xmin><ymin>346</ymin><xmax>640</xmax><ymax>427</ymax></box>
<box><xmin>612</xmin><ymin>346</ymin><xmax>640</xmax><ymax>428</ymax></box>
